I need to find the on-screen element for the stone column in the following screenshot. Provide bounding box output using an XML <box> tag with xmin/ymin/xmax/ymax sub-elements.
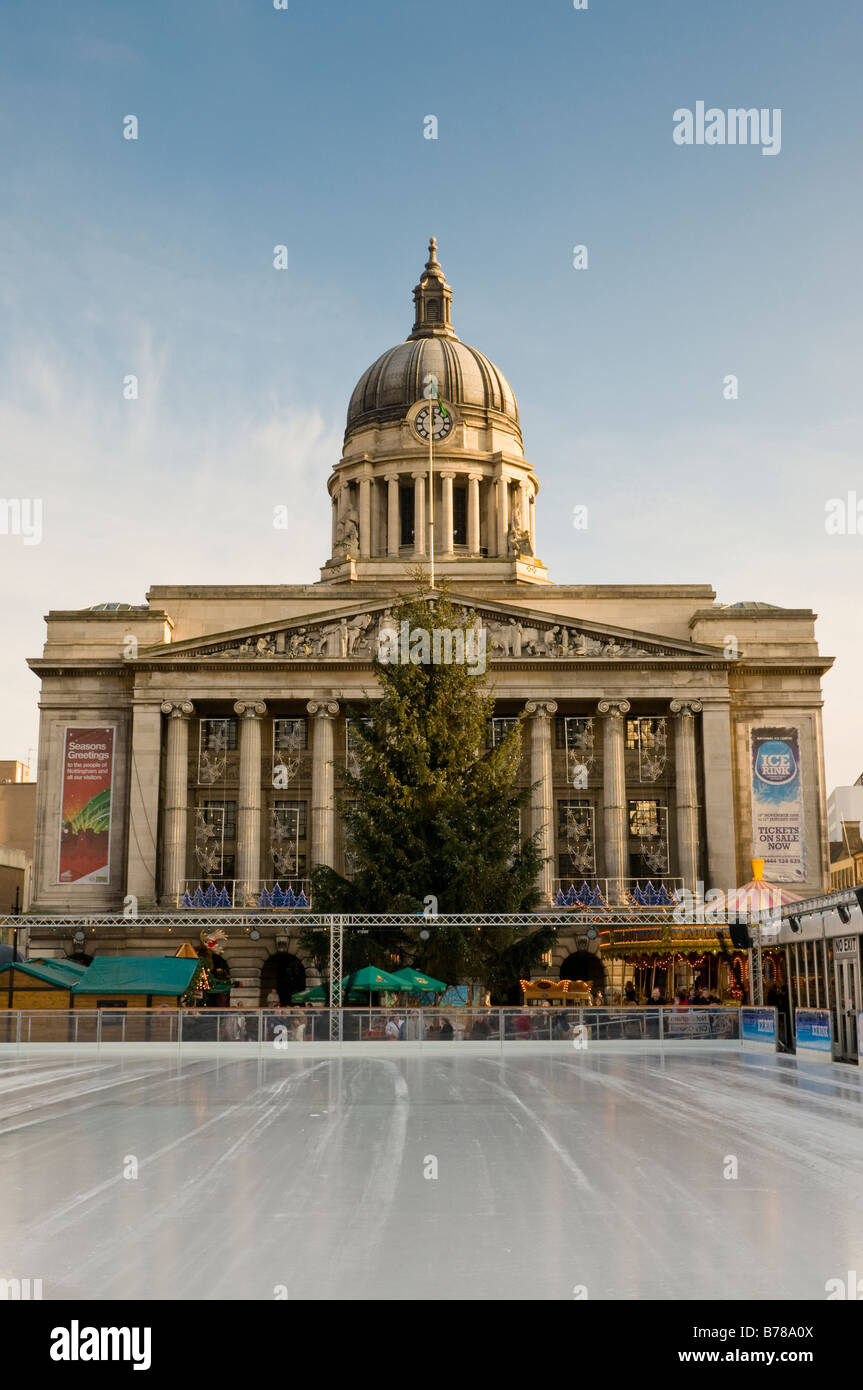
<box><xmin>597</xmin><ymin>699</ymin><xmax>631</xmax><ymax>901</ymax></box>
<box><xmin>234</xmin><ymin>700</ymin><xmax>267</xmax><ymax>906</ymax></box>
<box><xmin>670</xmin><ymin>700</ymin><xmax>703</xmax><ymax>895</ymax></box>
<box><xmin>496</xmin><ymin>475</ymin><xmax>509</xmax><ymax>556</ymax></box>
<box><xmin>525</xmin><ymin>700</ymin><xmax>558</xmax><ymax>902</ymax></box>
<box><xmin>386</xmin><ymin>473</ymin><xmax>400</xmax><ymax>557</ymax></box>
<box><xmin>307</xmin><ymin>700</ymin><xmax>340</xmax><ymax>869</ymax></box>
<box><xmin>700</xmin><ymin>700</ymin><xmax>737</xmax><ymax>893</ymax></box>
<box><xmin>440</xmin><ymin>471</ymin><xmax>455</xmax><ymax>555</ymax></box>
<box><xmin>467</xmin><ymin>473</ymin><xmax>481</xmax><ymax>553</ymax></box>
<box><xmin>412</xmin><ymin>472</ymin><xmax>426</xmax><ymax>556</ymax></box>
<box><xmin>126</xmin><ymin>702</ymin><xmax>163</xmax><ymax>909</ymax></box>
<box><xmin>528</xmin><ymin>490</ymin><xmax>536</xmax><ymax>553</ymax></box>
<box><xmin>160</xmin><ymin>700</ymin><xmax>194</xmax><ymax>903</ymax></box>
<box><xmin>359</xmin><ymin>475</ymin><xmax>371</xmax><ymax>558</ymax></box>
<box><xmin>518</xmin><ymin>480</ymin><xmax>531</xmax><ymax>547</ymax></box>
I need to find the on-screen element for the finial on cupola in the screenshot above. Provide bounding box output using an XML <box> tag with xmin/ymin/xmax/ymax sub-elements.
<box><xmin>408</xmin><ymin>236</ymin><xmax>457</xmax><ymax>340</ymax></box>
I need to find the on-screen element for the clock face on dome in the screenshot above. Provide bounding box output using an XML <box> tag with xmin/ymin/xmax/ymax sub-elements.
<box><xmin>414</xmin><ymin>403</ymin><xmax>453</xmax><ymax>442</ymax></box>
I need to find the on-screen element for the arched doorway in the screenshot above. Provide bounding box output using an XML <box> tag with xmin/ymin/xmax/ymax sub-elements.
<box><xmin>260</xmin><ymin>952</ymin><xmax>306</xmax><ymax>1005</ymax></box>
<box><xmin>559</xmin><ymin>951</ymin><xmax>605</xmax><ymax>994</ymax></box>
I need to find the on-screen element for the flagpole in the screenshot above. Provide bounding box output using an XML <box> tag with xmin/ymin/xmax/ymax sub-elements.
<box><xmin>428</xmin><ymin>399</ymin><xmax>435</xmax><ymax>588</ymax></box>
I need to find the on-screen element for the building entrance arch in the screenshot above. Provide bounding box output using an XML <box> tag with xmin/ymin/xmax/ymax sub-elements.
<box><xmin>260</xmin><ymin>952</ymin><xmax>306</xmax><ymax>1006</ymax></box>
<box><xmin>559</xmin><ymin>951</ymin><xmax>605</xmax><ymax>995</ymax></box>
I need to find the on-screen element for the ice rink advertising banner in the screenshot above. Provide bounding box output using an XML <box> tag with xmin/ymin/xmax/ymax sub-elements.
<box><xmin>58</xmin><ymin>727</ymin><xmax>115</xmax><ymax>884</ymax></box>
<box><xmin>750</xmin><ymin>726</ymin><xmax>806</xmax><ymax>882</ymax></box>
<box><xmin>741</xmin><ymin>1007</ymin><xmax>777</xmax><ymax>1046</ymax></box>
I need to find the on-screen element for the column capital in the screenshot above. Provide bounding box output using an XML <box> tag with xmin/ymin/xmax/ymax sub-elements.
<box><xmin>597</xmin><ymin>698</ymin><xmax>631</xmax><ymax>718</ymax></box>
<box><xmin>439</xmin><ymin>469</ymin><xmax>456</xmax><ymax>480</ymax></box>
<box><xmin>383</xmin><ymin>471</ymin><xmax>400</xmax><ymax>483</ymax></box>
<box><xmin>525</xmin><ymin>699</ymin><xmax>558</xmax><ymax>718</ymax></box>
<box><xmin>233</xmin><ymin>700</ymin><xmax>267</xmax><ymax>719</ymax></box>
<box><xmin>307</xmin><ymin>700</ymin><xmax>340</xmax><ymax>719</ymax></box>
<box><xmin>467</xmin><ymin>471</ymin><xmax>483</xmax><ymax>482</ymax></box>
<box><xmin>161</xmin><ymin>700</ymin><xmax>194</xmax><ymax>719</ymax></box>
<box><xmin>411</xmin><ymin>469</ymin><xmax>427</xmax><ymax>480</ymax></box>
<box><xmin>669</xmin><ymin>699</ymin><xmax>703</xmax><ymax>717</ymax></box>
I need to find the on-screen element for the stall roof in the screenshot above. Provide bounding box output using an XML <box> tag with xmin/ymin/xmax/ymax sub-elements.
<box><xmin>0</xmin><ymin>959</ymin><xmax>88</xmax><ymax>987</ymax></box>
<box><xmin>72</xmin><ymin>957</ymin><xmax>198</xmax><ymax>996</ymax></box>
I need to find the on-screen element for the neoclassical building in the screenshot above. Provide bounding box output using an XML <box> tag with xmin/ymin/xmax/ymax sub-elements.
<box><xmin>22</xmin><ymin>242</ymin><xmax>834</xmax><ymax>1001</ymax></box>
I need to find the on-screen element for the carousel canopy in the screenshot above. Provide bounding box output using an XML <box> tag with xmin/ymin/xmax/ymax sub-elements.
<box><xmin>704</xmin><ymin>859</ymin><xmax>800</xmax><ymax>921</ymax></box>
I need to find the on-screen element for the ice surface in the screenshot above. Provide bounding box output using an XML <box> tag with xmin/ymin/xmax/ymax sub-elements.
<box><xmin>1</xmin><ymin>1049</ymin><xmax>861</xmax><ymax>1300</ymax></box>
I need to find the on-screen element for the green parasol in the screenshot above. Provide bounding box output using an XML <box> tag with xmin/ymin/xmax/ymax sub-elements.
<box><xmin>389</xmin><ymin>967</ymin><xmax>447</xmax><ymax>993</ymax></box>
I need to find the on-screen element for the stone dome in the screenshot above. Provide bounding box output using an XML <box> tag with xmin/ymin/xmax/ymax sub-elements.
<box><xmin>345</xmin><ymin>239</ymin><xmax>521</xmax><ymax>440</ymax></box>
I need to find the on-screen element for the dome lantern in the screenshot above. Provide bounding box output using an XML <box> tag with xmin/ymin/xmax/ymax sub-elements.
<box><xmin>409</xmin><ymin>237</ymin><xmax>456</xmax><ymax>340</ymax></box>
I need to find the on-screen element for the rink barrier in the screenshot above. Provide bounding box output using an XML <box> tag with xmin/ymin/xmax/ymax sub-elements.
<box><xmin>0</xmin><ymin>1005</ymin><xmax>757</xmax><ymax>1053</ymax></box>
<box><xmin>794</xmin><ymin>1007</ymin><xmax>833</xmax><ymax>1064</ymax></box>
<box><xmin>740</xmin><ymin>1006</ymin><xmax>779</xmax><ymax>1052</ymax></box>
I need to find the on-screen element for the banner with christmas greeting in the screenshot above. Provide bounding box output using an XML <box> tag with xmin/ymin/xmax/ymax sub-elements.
<box><xmin>750</xmin><ymin>726</ymin><xmax>806</xmax><ymax>882</ymax></box>
<box><xmin>57</xmin><ymin>727</ymin><xmax>115</xmax><ymax>884</ymax></box>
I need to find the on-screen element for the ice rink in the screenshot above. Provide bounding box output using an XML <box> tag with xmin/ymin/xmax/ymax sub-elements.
<box><xmin>1</xmin><ymin>1047</ymin><xmax>862</xmax><ymax>1300</ymax></box>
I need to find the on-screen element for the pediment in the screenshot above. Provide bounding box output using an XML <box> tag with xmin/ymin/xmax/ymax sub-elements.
<box><xmin>139</xmin><ymin>592</ymin><xmax>729</xmax><ymax>665</ymax></box>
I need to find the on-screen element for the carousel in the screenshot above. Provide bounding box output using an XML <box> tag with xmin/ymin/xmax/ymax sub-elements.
<box><xmin>598</xmin><ymin>860</ymin><xmax>799</xmax><ymax>1003</ymax></box>
<box><xmin>521</xmin><ymin>977</ymin><xmax>593</xmax><ymax>1007</ymax></box>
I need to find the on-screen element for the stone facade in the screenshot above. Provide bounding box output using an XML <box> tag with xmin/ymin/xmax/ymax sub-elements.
<box><xmin>20</xmin><ymin>245</ymin><xmax>835</xmax><ymax>1003</ymax></box>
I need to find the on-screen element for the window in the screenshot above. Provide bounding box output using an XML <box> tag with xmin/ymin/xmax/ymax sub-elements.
<box><xmin>557</xmin><ymin>799</ymin><xmax>595</xmax><ymax>877</ymax></box>
<box><xmin>273</xmin><ymin>800</ymin><xmax>307</xmax><ymax>840</ymax></box>
<box><xmin>400</xmin><ymin>486</ymin><xmax>415</xmax><ymax>546</ymax></box>
<box><xmin>555</xmin><ymin>716</ymin><xmax>594</xmax><ymax>750</ymax></box>
<box><xmin>270</xmin><ymin>801</ymin><xmax>307</xmax><ymax>878</ymax></box>
<box><xmin>487</xmin><ymin>716</ymin><xmax>519</xmax><ymax>748</ymax></box>
<box><xmin>274</xmin><ymin>718</ymin><xmax>307</xmax><ymax>751</ymax></box>
<box><xmin>341</xmin><ymin>798</ymin><xmax>360</xmax><ymax>877</ymax></box>
<box><xmin>453</xmin><ymin>485</ymin><xmax>467</xmax><ymax>546</ymax></box>
<box><xmin>625</xmin><ymin>717</ymin><xmax>668</xmax><ymax>781</ymax></box>
<box><xmin>628</xmin><ymin>800</ymin><xmax>669</xmax><ymax>876</ymax></box>
<box><xmin>201</xmin><ymin>717</ymin><xmax>237</xmax><ymax>751</ymax></box>
<box><xmin>629</xmin><ymin>800</ymin><xmax>661</xmax><ymax>837</ymax></box>
<box><xmin>217</xmin><ymin>854</ymin><xmax>235</xmax><ymax>883</ymax></box>
<box><xmin>345</xmin><ymin>717</ymin><xmax>373</xmax><ymax>776</ymax></box>
<box><xmin>202</xmin><ymin>800</ymin><xmax>237</xmax><ymax>841</ymax></box>
<box><xmin>198</xmin><ymin>717</ymin><xmax>237</xmax><ymax>786</ymax></box>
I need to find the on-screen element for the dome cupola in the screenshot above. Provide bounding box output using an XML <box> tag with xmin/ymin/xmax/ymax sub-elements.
<box><xmin>345</xmin><ymin>239</ymin><xmax>521</xmax><ymax>442</ymax></box>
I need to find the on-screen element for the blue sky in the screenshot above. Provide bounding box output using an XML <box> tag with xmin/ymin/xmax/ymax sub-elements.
<box><xmin>0</xmin><ymin>0</ymin><xmax>861</xmax><ymax>788</ymax></box>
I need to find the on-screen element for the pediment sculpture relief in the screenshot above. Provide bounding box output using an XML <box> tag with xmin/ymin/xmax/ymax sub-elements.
<box><xmin>186</xmin><ymin>604</ymin><xmax>679</xmax><ymax>663</ymax></box>
<box><xmin>208</xmin><ymin>610</ymin><xmax>378</xmax><ymax>661</ymax></box>
<box><xmin>482</xmin><ymin>616</ymin><xmax>672</xmax><ymax>660</ymax></box>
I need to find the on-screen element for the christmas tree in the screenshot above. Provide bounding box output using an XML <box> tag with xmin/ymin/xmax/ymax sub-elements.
<box><xmin>304</xmin><ymin>585</ymin><xmax>552</xmax><ymax>999</ymax></box>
